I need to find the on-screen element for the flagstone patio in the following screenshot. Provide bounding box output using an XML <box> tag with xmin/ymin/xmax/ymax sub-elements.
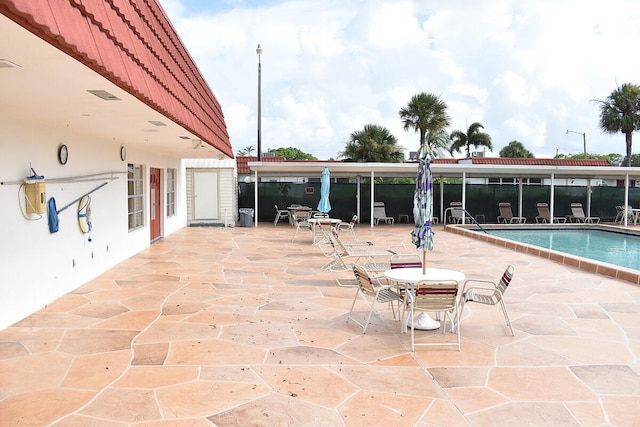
<box><xmin>1</xmin><ymin>223</ymin><xmax>639</xmax><ymax>426</ymax></box>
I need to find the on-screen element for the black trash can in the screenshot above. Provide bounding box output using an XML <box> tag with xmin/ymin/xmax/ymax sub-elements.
<box><xmin>239</xmin><ymin>208</ymin><xmax>254</xmax><ymax>227</ymax></box>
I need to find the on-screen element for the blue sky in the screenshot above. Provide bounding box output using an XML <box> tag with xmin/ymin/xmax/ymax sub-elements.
<box><xmin>159</xmin><ymin>0</ymin><xmax>640</xmax><ymax>160</ymax></box>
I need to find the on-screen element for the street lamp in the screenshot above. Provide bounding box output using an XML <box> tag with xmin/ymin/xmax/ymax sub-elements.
<box><xmin>256</xmin><ymin>44</ymin><xmax>263</xmax><ymax>161</ymax></box>
<box><xmin>566</xmin><ymin>130</ymin><xmax>586</xmax><ymax>156</ymax></box>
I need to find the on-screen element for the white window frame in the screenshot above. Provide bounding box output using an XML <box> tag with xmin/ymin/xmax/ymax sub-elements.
<box><xmin>166</xmin><ymin>168</ymin><xmax>176</xmax><ymax>217</ymax></box>
<box><xmin>127</xmin><ymin>164</ymin><xmax>144</xmax><ymax>230</ymax></box>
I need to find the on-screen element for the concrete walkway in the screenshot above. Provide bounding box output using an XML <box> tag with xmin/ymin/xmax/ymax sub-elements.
<box><xmin>1</xmin><ymin>224</ymin><xmax>639</xmax><ymax>426</ymax></box>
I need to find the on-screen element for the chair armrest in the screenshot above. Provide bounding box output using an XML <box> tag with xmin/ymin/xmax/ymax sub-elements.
<box><xmin>461</xmin><ymin>279</ymin><xmax>497</xmax><ymax>293</ymax></box>
<box><xmin>460</xmin><ymin>285</ymin><xmax>498</xmax><ymax>301</ymax></box>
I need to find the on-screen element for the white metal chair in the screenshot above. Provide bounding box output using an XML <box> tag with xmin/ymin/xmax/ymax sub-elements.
<box><xmin>389</xmin><ymin>253</ymin><xmax>423</xmax><ymax>322</ymax></box>
<box><xmin>458</xmin><ymin>265</ymin><xmax>515</xmax><ymax>336</ymax></box>
<box><xmin>614</xmin><ymin>205</ymin><xmax>624</xmax><ymax>223</ymax></box>
<box><xmin>273</xmin><ymin>204</ymin><xmax>290</xmax><ymax>225</ymax></box>
<box><xmin>616</xmin><ymin>205</ymin><xmax>634</xmax><ymax>224</ymax></box>
<box><xmin>390</xmin><ymin>253</ymin><xmax>422</xmax><ymax>270</ymax></box>
<box><xmin>347</xmin><ymin>264</ymin><xmax>404</xmax><ymax>333</ymax></box>
<box><xmin>291</xmin><ymin>208</ymin><xmax>311</xmax><ymax>241</ymax></box>
<box><xmin>337</xmin><ymin>215</ymin><xmax>357</xmax><ymax>239</ymax></box>
<box><xmin>406</xmin><ymin>280</ymin><xmax>460</xmax><ymax>351</ymax></box>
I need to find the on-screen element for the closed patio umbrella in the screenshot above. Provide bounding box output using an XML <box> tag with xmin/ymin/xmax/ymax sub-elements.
<box><xmin>411</xmin><ymin>145</ymin><xmax>435</xmax><ymax>274</ymax></box>
<box><xmin>317</xmin><ymin>167</ymin><xmax>331</xmax><ymax>213</ymax></box>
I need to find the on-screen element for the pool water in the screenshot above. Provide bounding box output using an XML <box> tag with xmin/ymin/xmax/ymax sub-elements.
<box><xmin>484</xmin><ymin>229</ymin><xmax>640</xmax><ymax>271</ymax></box>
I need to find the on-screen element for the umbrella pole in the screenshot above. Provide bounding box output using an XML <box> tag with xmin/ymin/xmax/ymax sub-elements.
<box><xmin>422</xmin><ymin>251</ymin><xmax>426</xmax><ymax>275</ymax></box>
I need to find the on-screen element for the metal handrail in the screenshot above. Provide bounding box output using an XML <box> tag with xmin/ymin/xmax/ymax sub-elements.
<box><xmin>444</xmin><ymin>207</ymin><xmax>486</xmax><ymax>233</ymax></box>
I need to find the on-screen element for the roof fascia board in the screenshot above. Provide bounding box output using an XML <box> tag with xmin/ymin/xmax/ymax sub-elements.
<box><xmin>247</xmin><ymin>162</ymin><xmax>640</xmax><ymax>179</ymax></box>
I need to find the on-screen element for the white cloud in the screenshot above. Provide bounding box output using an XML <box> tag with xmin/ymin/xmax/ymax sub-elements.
<box><xmin>367</xmin><ymin>2</ymin><xmax>425</xmax><ymax>48</ymax></box>
<box><xmin>160</xmin><ymin>0</ymin><xmax>640</xmax><ymax>160</ymax></box>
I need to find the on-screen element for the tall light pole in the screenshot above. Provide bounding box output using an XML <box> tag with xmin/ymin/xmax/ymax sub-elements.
<box><xmin>256</xmin><ymin>44</ymin><xmax>263</xmax><ymax>161</ymax></box>
<box><xmin>566</xmin><ymin>130</ymin><xmax>586</xmax><ymax>156</ymax></box>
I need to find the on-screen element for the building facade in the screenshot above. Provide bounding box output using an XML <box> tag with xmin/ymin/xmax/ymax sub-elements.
<box><xmin>0</xmin><ymin>0</ymin><xmax>232</xmax><ymax>329</ymax></box>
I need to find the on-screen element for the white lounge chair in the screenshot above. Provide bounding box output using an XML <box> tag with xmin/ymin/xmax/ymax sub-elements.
<box><xmin>321</xmin><ymin>232</ymin><xmax>393</xmax><ymax>286</ymax></box>
<box><xmin>535</xmin><ymin>202</ymin><xmax>565</xmax><ymax>223</ymax></box>
<box><xmin>570</xmin><ymin>203</ymin><xmax>600</xmax><ymax>223</ymax></box>
<box><xmin>497</xmin><ymin>202</ymin><xmax>526</xmax><ymax>224</ymax></box>
<box><xmin>373</xmin><ymin>201</ymin><xmax>394</xmax><ymax>224</ymax></box>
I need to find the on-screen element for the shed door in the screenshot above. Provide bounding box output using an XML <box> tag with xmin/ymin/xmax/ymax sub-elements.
<box><xmin>193</xmin><ymin>171</ymin><xmax>218</xmax><ymax>219</ymax></box>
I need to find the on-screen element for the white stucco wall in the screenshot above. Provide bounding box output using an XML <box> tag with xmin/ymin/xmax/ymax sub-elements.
<box><xmin>0</xmin><ymin>120</ymin><xmax>187</xmax><ymax>329</ymax></box>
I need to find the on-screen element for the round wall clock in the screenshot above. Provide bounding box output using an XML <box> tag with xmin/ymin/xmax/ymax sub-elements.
<box><xmin>120</xmin><ymin>145</ymin><xmax>127</xmax><ymax>161</ymax></box>
<box><xmin>58</xmin><ymin>144</ymin><xmax>68</xmax><ymax>165</ymax></box>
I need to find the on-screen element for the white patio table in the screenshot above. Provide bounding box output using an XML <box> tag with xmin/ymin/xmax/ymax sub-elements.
<box><xmin>384</xmin><ymin>267</ymin><xmax>466</xmax><ymax>332</ymax></box>
<box><xmin>384</xmin><ymin>267</ymin><xmax>465</xmax><ymax>284</ymax></box>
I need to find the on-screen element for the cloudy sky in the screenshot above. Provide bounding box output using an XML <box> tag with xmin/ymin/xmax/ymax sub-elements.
<box><xmin>159</xmin><ymin>0</ymin><xmax>640</xmax><ymax>160</ymax></box>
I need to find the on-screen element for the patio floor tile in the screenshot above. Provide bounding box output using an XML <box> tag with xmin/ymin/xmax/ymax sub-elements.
<box><xmin>1</xmin><ymin>223</ymin><xmax>639</xmax><ymax>425</ymax></box>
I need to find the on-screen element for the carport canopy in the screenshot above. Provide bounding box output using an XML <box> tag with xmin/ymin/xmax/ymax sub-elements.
<box><xmin>248</xmin><ymin>161</ymin><xmax>640</xmax><ymax>227</ymax></box>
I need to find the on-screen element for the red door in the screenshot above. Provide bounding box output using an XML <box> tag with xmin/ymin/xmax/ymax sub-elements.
<box><xmin>150</xmin><ymin>168</ymin><xmax>161</xmax><ymax>242</ymax></box>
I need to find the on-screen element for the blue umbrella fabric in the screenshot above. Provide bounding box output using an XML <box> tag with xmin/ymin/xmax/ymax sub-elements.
<box><xmin>410</xmin><ymin>144</ymin><xmax>435</xmax><ymax>273</ymax></box>
<box><xmin>317</xmin><ymin>167</ymin><xmax>331</xmax><ymax>213</ymax></box>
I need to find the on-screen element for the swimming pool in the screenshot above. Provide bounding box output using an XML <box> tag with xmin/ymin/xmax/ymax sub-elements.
<box><xmin>482</xmin><ymin>228</ymin><xmax>640</xmax><ymax>271</ymax></box>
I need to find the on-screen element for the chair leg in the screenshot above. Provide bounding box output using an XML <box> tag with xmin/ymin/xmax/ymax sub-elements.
<box><xmin>457</xmin><ymin>298</ymin><xmax>467</xmax><ymax>324</ymax></box>
<box><xmin>454</xmin><ymin>308</ymin><xmax>460</xmax><ymax>351</ymax></box>
<box><xmin>499</xmin><ymin>299</ymin><xmax>515</xmax><ymax>336</ymax></box>
<box><xmin>409</xmin><ymin>305</ymin><xmax>415</xmax><ymax>351</ymax></box>
<box><xmin>346</xmin><ymin>288</ymin><xmax>360</xmax><ymax>326</ymax></box>
<box><xmin>346</xmin><ymin>289</ymin><xmax>377</xmax><ymax>334</ymax></box>
<box><xmin>361</xmin><ymin>302</ymin><xmax>377</xmax><ymax>334</ymax></box>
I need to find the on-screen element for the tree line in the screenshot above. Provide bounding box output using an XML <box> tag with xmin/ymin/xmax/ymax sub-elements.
<box><xmin>341</xmin><ymin>83</ymin><xmax>640</xmax><ymax>166</ymax></box>
<box><xmin>238</xmin><ymin>83</ymin><xmax>640</xmax><ymax>166</ymax></box>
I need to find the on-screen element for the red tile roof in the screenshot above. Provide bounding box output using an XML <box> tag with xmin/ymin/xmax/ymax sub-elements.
<box><xmin>469</xmin><ymin>157</ymin><xmax>611</xmax><ymax>166</ymax></box>
<box><xmin>0</xmin><ymin>0</ymin><xmax>232</xmax><ymax>157</ymax></box>
<box><xmin>236</xmin><ymin>156</ymin><xmax>285</xmax><ymax>174</ymax></box>
<box><xmin>428</xmin><ymin>157</ymin><xmax>611</xmax><ymax>166</ymax></box>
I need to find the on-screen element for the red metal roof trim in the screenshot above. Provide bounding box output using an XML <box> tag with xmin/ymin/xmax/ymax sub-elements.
<box><xmin>0</xmin><ymin>0</ymin><xmax>232</xmax><ymax>158</ymax></box>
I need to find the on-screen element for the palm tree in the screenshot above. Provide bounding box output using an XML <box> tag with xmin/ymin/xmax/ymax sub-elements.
<box><xmin>593</xmin><ymin>83</ymin><xmax>640</xmax><ymax>167</ymax></box>
<box><xmin>449</xmin><ymin>122</ymin><xmax>493</xmax><ymax>157</ymax></box>
<box><xmin>236</xmin><ymin>145</ymin><xmax>255</xmax><ymax>156</ymax></box>
<box><xmin>499</xmin><ymin>140</ymin><xmax>534</xmax><ymax>158</ymax></box>
<box><xmin>340</xmin><ymin>124</ymin><xmax>404</xmax><ymax>162</ymax></box>
<box><xmin>399</xmin><ymin>93</ymin><xmax>450</xmax><ymax>151</ymax></box>
<box><xmin>426</xmin><ymin>129</ymin><xmax>452</xmax><ymax>157</ymax></box>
